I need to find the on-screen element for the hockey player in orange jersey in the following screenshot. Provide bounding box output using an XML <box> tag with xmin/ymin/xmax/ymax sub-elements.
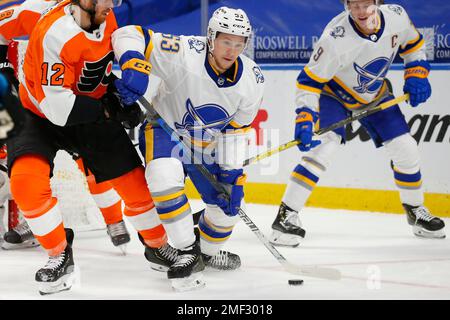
<box><xmin>0</xmin><ymin>0</ymin><xmax>131</xmax><ymax>253</ymax></box>
<box><xmin>6</xmin><ymin>0</ymin><xmax>176</xmax><ymax>295</ymax></box>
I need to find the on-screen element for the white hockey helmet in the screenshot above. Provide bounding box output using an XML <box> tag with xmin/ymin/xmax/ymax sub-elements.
<box><xmin>342</xmin><ymin>0</ymin><xmax>382</xmax><ymax>12</ymax></box>
<box><xmin>207</xmin><ymin>6</ymin><xmax>252</xmax><ymax>51</ymax></box>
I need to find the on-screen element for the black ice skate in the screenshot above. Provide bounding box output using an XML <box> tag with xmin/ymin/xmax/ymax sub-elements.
<box><xmin>144</xmin><ymin>242</ymin><xmax>179</xmax><ymax>272</ymax></box>
<box><xmin>403</xmin><ymin>204</ymin><xmax>445</xmax><ymax>239</ymax></box>
<box><xmin>36</xmin><ymin>228</ymin><xmax>79</xmax><ymax>295</ymax></box>
<box><xmin>269</xmin><ymin>202</ymin><xmax>306</xmax><ymax>247</ymax></box>
<box><xmin>168</xmin><ymin>241</ymin><xmax>205</xmax><ymax>292</ymax></box>
<box><xmin>1</xmin><ymin>220</ymin><xmax>39</xmax><ymax>250</ymax></box>
<box><xmin>106</xmin><ymin>220</ymin><xmax>130</xmax><ymax>255</ymax></box>
<box><xmin>202</xmin><ymin>250</ymin><xmax>241</xmax><ymax>270</ymax></box>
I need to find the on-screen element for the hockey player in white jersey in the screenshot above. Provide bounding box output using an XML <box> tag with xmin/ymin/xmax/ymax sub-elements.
<box><xmin>112</xmin><ymin>7</ymin><xmax>264</xmax><ymax>291</ymax></box>
<box><xmin>269</xmin><ymin>0</ymin><xmax>445</xmax><ymax>247</ymax></box>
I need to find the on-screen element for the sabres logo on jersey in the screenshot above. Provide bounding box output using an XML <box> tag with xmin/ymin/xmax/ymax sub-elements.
<box><xmin>330</xmin><ymin>26</ymin><xmax>345</xmax><ymax>39</ymax></box>
<box><xmin>353</xmin><ymin>53</ymin><xmax>395</xmax><ymax>94</ymax></box>
<box><xmin>175</xmin><ymin>98</ymin><xmax>234</xmax><ymax>140</ymax></box>
<box><xmin>253</xmin><ymin>66</ymin><xmax>264</xmax><ymax>84</ymax></box>
<box><xmin>77</xmin><ymin>51</ymin><xmax>115</xmax><ymax>93</ymax></box>
<box><xmin>188</xmin><ymin>38</ymin><xmax>206</xmax><ymax>53</ymax></box>
<box><xmin>388</xmin><ymin>5</ymin><xmax>403</xmax><ymax>15</ymax></box>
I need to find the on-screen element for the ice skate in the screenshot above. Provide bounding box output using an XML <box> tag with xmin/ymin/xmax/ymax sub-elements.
<box><xmin>36</xmin><ymin>228</ymin><xmax>79</xmax><ymax>295</ymax></box>
<box><xmin>168</xmin><ymin>241</ymin><xmax>205</xmax><ymax>292</ymax></box>
<box><xmin>403</xmin><ymin>204</ymin><xmax>445</xmax><ymax>239</ymax></box>
<box><xmin>144</xmin><ymin>242</ymin><xmax>179</xmax><ymax>272</ymax></box>
<box><xmin>269</xmin><ymin>202</ymin><xmax>306</xmax><ymax>247</ymax></box>
<box><xmin>106</xmin><ymin>220</ymin><xmax>130</xmax><ymax>255</ymax></box>
<box><xmin>202</xmin><ymin>250</ymin><xmax>241</xmax><ymax>270</ymax></box>
<box><xmin>2</xmin><ymin>220</ymin><xmax>39</xmax><ymax>250</ymax></box>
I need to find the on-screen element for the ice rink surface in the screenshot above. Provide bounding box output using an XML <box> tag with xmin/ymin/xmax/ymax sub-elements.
<box><xmin>1</xmin><ymin>200</ymin><xmax>449</xmax><ymax>300</ymax></box>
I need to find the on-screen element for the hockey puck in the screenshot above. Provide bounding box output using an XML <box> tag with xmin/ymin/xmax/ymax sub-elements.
<box><xmin>288</xmin><ymin>279</ymin><xmax>304</xmax><ymax>286</ymax></box>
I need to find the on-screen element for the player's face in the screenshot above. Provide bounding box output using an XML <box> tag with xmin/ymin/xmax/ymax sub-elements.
<box><xmin>347</xmin><ymin>0</ymin><xmax>378</xmax><ymax>32</ymax></box>
<box><xmin>212</xmin><ymin>33</ymin><xmax>246</xmax><ymax>72</ymax></box>
<box><xmin>93</xmin><ymin>0</ymin><xmax>118</xmax><ymax>24</ymax></box>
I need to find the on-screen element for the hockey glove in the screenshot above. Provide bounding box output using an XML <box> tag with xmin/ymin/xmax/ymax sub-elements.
<box><xmin>0</xmin><ymin>73</ymin><xmax>25</xmax><ymax>143</ymax></box>
<box><xmin>0</xmin><ymin>45</ymin><xmax>19</xmax><ymax>91</ymax></box>
<box><xmin>403</xmin><ymin>60</ymin><xmax>431</xmax><ymax>107</ymax></box>
<box><xmin>115</xmin><ymin>51</ymin><xmax>151</xmax><ymax>105</ymax></box>
<box><xmin>101</xmin><ymin>90</ymin><xmax>144</xmax><ymax>129</ymax></box>
<box><xmin>214</xmin><ymin>168</ymin><xmax>246</xmax><ymax>217</ymax></box>
<box><xmin>294</xmin><ymin>107</ymin><xmax>321</xmax><ymax>152</ymax></box>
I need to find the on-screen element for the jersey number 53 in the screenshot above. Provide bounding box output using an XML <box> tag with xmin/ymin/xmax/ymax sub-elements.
<box><xmin>161</xmin><ymin>34</ymin><xmax>181</xmax><ymax>53</ymax></box>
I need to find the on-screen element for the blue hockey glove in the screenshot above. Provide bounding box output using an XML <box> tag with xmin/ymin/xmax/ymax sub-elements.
<box><xmin>403</xmin><ymin>60</ymin><xmax>431</xmax><ymax>107</ymax></box>
<box><xmin>214</xmin><ymin>168</ymin><xmax>246</xmax><ymax>216</ymax></box>
<box><xmin>294</xmin><ymin>107</ymin><xmax>321</xmax><ymax>152</ymax></box>
<box><xmin>115</xmin><ymin>51</ymin><xmax>151</xmax><ymax>105</ymax></box>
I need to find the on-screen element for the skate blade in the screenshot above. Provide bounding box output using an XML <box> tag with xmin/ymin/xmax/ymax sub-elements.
<box><xmin>149</xmin><ymin>263</ymin><xmax>169</xmax><ymax>272</ymax></box>
<box><xmin>118</xmin><ymin>244</ymin><xmax>127</xmax><ymax>255</ymax></box>
<box><xmin>269</xmin><ymin>230</ymin><xmax>301</xmax><ymax>248</ymax></box>
<box><xmin>170</xmin><ymin>272</ymin><xmax>206</xmax><ymax>292</ymax></box>
<box><xmin>1</xmin><ymin>239</ymin><xmax>40</xmax><ymax>250</ymax></box>
<box><xmin>38</xmin><ymin>266</ymin><xmax>80</xmax><ymax>295</ymax></box>
<box><xmin>413</xmin><ymin>226</ymin><xmax>446</xmax><ymax>239</ymax></box>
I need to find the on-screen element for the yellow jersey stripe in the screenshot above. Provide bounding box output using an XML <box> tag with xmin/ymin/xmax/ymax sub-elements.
<box><xmin>297</xmin><ymin>83</ymin><xmax>322</xmax><ymax>94</ymax></box>
<box><xmin>144</xmin><ymin>125</ymin><xmax>154</xmax><ymax>163</ymax></box>
<box><xmin>395</xmin><ymin>180</ymin><xmax>422</xmax><ymax>188</ymax></box>
<box><xmin>291</xmin><ymin>172</ymin><xmax>317</xmax><ymax>188</ymax></box>
<box><xmin>400</xmin><ymin>38</ymin><xmax>424</xmax><ymax>56</ymax></box>
<box><xmin>332</xmin><ymin>76</ymin><xmax>369</xmax><ymax>104</ymax></box>
<box><xmin>144</xmin><ymin>29</ymin><xmax>154</xmax><ymax>62</ymax></box>
<box><xmin>199</xmin><ymin>229</ymin><xmax>231</xmax><ymax>243</ymax></box>
<box><xmin>304</xmin><ymin>66</ymin><xmax>329</xmax><ymax>83</ymax></box>
<box><xmin>158</xmin><ymin>202</ymin><xmax>191</xmax><ymax>220</ymax></box>
<box><xmin>152</xmin><ymin>190</ymin><xmax>185</xmax><ymax>203</ymax></box>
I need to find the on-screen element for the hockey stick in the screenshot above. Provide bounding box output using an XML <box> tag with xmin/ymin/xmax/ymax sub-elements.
<box><xmin>137</xmin><ymin>96</ymin><xmax>341</xmax><ymax>280</ymax></box>
<box><xmin>243</xmin><ymin>92</ymin><xmax>409</xmax><ymax>167</ymax></box>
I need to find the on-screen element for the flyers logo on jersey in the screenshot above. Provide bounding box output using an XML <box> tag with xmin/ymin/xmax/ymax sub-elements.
<box><xmin>77</xmin><ymin>51</ymin><xmax>115</xmax><ymax>92</ymax></box>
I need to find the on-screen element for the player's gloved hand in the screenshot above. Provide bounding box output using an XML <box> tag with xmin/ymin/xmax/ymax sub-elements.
<box><xmin>115</xmin><ymin>51</ymin><xmax>151</xmax><ymax>105</ymax></box>
<box><xmin>294</xmin><ymin>107</ymin><xmax>321</xmax><ymax>152</ymax></box>
<box><xmin>214</xmin><ymin>168</ymin><xmax>246</xmax><ymax>216</ymax></box>
<box><xmin>0</xmin><ymin>73</ymin><xmax>24</xmax><ymax>143</ymax></box>
<box><xmin>101</xmin><ymin>90</ymin><xmax>144</xmax><ymax>129</ymax></box>
<box><xmin>0</xmin><ymin>45</ymin><xmax>19</xmax><ymax>90</ymax></box>
<box><xmin>403</xmin><ymin>60</ymin><xmax>431</xmax><ymax>107</ymax></box>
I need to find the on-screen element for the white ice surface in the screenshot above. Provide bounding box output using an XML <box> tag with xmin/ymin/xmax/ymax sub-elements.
<box><xmin>1</xmin><ymin>200</ymin><xmax>449</xmax><ymax>300</ymax></box>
